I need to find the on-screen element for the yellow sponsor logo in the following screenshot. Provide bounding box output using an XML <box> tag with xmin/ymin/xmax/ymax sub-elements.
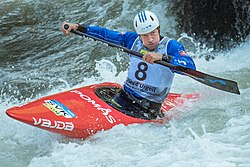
<box><xmin>44</xmin><ymin>102</ymin><xmax>63</xmax><ymax>116</ymax></box>
<box><xmin>140</xmin><ymin>49</ymin><xmax>147</xmax><ymax>54</ymax></box>
<box><xmin>43</xmin><ymin>100</ymin><xmax>76</xmax><ymax>118</ymax></box>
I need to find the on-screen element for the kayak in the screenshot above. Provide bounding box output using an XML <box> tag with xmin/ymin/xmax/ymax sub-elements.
<box><xmin>6</xmin><ymin>82</ymin><xmax>199</xmax><ymax>138</ymax></box>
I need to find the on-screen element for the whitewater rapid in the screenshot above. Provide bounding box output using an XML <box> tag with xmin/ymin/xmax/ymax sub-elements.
<box><xmin>1</xmin><ymin>39</ymin><xmax>249</xmax><ymax>167</ymax></box>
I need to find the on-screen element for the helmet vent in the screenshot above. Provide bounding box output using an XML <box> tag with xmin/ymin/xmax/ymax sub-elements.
<box><xmin>150</xmin><ymin>15</ymin><xmax>154</xmax><ymax>21</ymax></box>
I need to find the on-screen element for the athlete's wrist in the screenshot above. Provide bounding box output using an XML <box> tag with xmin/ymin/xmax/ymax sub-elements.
<box><xmin>162</xmin><ymin>54</ymin><xmax>172</xmax><ymax>63</ymax></box>
<box><xmin>77</xmin><ymin>23</ymin><xmax>87</xmax><ymax>33</ymax></box>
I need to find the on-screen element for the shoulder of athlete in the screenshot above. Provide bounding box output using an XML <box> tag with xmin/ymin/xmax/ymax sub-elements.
<box><xmin>166</xmin><ymin>39</ymin><xmax>196</xmax><ymax>69</ymax></box>
<box><xmin>120</xmin><ymin>31</ymin><xmax>138</xmax><ymax>48</ymax></box>
<box><xmin>167</xmin><ymin>39</ymin><xmax>193</xmax><ymax>58</ymax></box>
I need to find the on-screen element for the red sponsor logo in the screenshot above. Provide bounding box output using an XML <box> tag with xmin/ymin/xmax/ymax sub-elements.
<box><xmin>179</xmin><ymin>51</ymin><xmax>186</xmax><ymax>56</ymax></box>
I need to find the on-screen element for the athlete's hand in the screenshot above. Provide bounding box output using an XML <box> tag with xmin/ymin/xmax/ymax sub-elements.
<box><xmin>61</xmin><ymin>22</ymin><xmax>79</xmax><ymax>35</ymax></box>
<box><xmin>142</xmin><ymin>52</ymin><xmax>162</xmax><ymax>64</ymax></box>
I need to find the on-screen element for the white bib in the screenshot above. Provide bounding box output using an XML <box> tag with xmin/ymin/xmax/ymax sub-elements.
<box><xmin>124</xmin><ymin>37</ymin><xmax>175</xmax><ymax>103</ymax></box>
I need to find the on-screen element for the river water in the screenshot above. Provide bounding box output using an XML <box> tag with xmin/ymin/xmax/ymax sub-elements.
<box><xmin>1</xmin><ymin>0</ymin><xmax>250</xmax><ymax>167</ymax></box>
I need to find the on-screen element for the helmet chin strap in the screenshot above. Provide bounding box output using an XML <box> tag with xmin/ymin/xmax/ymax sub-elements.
<box><xmin>157</xmin><ymin>26</ymin><xmax>163</xmax><ymax>40</ymax></box>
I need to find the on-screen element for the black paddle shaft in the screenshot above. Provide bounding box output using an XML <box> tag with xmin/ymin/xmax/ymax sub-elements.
<box><xmin>63</xmin><ymin>24</ymin><xmax>240</xmax><ymax>95</ymax></box>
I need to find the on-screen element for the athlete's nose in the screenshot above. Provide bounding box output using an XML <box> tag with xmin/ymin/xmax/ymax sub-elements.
<box><xmin>148</xmin><ymin>35</ymin><xmax>154</xmax><ymax>42</ymax></box>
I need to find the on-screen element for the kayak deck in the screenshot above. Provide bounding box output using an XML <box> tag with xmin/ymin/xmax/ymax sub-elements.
<box><xmin>6</xmin><ymin>82</ymin><xmax>199</xmax><ymax>138</ymax></box>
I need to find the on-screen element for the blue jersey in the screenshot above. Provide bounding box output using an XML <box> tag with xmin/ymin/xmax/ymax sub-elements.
<box><xmin>85</xmin><ymin>25</ymin><xmax>196</xmax><ymax>103</ymax></box>
<box><xmin>86</xmin><ymin>25</ymin><xmax>196</xmax><ymax>69</ymax></box>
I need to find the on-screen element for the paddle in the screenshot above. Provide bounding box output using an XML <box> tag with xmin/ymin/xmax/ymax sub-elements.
<box><xmin>64</xmin><ymin>24</ymin><xmax>240</xmax><ymax>95</ymax></box>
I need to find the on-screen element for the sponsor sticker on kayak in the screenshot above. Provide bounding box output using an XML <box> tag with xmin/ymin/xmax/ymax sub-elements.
<box><xmin>43</xmin><ymin>100</ymin><xmax>76</xmax><ymax>118</ymax></box>
<box><xmin>70</xmin><ymin>90</ymin><xmax>116</xmax><ymax>124</ymax></box>
<box><xmin>33</xmin><ymin>117</ymin><xmax>74</xmax><ymax>131</ymax></box>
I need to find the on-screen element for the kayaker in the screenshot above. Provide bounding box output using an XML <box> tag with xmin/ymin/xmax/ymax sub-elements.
<box><xmin>61</xmin><ymin>10</ymin><xmax>196</xmax><ymax>120</ymax></box>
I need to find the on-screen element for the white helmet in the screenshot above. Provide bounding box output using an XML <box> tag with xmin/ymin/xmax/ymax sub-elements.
<box><xmin>133</xmin><ymin>10</ymin><xmax>160</xmax><ymax>34</ymax></box>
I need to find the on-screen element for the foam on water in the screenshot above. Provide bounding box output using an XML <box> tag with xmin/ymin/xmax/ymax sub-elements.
<box><xmin>2</xmin><ymin>40</ymin><xmax>249</xmax><ymax>167</ymax></box>
<box><xmin>28</xmin><ymin>38</ymin><xmax>250</xmax><ymax>167</ymax></box>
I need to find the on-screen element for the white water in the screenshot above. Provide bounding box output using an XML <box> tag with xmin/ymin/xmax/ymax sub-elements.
<box><xmin>0</xmin><ymin>0</ymin><xmax>250</xmax><ymax>166</ymax></box>
<box><xmin>1</xmin><ymin>39</ymin><xmax>250</xmax><ymax>167</ymax></box>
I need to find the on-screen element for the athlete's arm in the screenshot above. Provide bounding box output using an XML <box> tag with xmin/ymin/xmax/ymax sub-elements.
<box><xmin>61</xmin><ymin>22</ymin><xmax>138</xmax><ymax>48</ymax></box>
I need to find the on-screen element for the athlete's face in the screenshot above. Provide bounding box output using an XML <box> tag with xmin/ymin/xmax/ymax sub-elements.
<box><xmin>140</xmin><ymin>29</ymin><xmax>160</xmax><ymax>50</ymax></box>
